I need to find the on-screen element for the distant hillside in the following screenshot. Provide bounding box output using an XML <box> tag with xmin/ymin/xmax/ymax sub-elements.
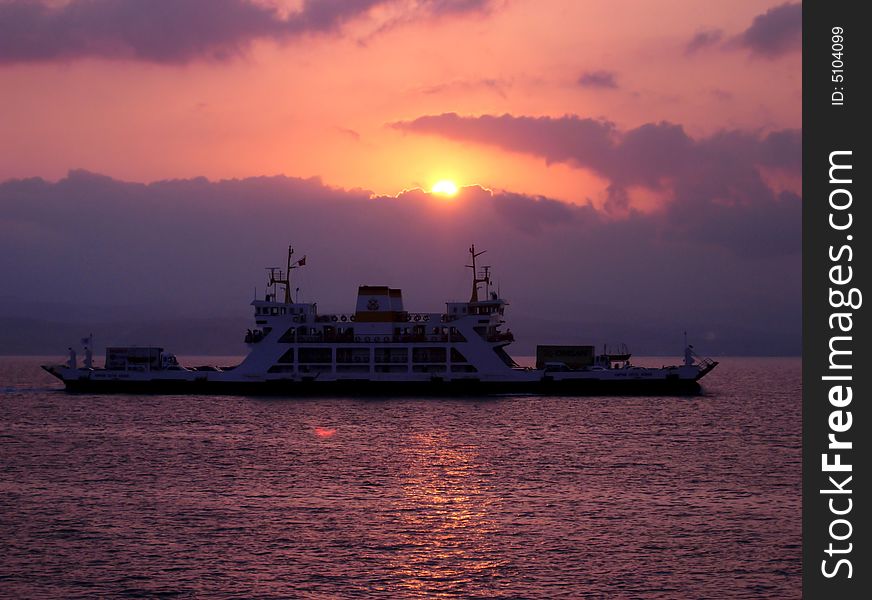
<box><xmin>0</xmin><ymin>317</ymin><xmax>249</xmax><ymax>356</ymax></box>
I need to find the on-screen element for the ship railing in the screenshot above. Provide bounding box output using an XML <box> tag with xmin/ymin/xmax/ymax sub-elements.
<box><xmin>289</xmin><ymin>333</ymin><xmax>468</xmax><ymax>344</ymax></box>
<box><xmin>689</xmin><ymin>349</ymin><xmax>718</xmax><ymax>376</ymax></box>
<box><xmin>486</xmin><ymin>332</ymin><xmax>514</xmax><ymax>343</ymax></box>
<box><xmin>295</xmin><ymin>334</ymin><xmax>357</xmax><ymax>343</ymax></box>
<box><xmin>695</xmin><ymin>356</ymin><xmax>716</xmax><ymax>368</ymax></box>
<box><xmin>308</xmin><ymin>314</ymin><xmax>455</xmax><ymax>324</ymax></box>
<box><xmin>396</xmin><ymin>334</ymin><xmax>449</xmax><ymax>343</ymax></box>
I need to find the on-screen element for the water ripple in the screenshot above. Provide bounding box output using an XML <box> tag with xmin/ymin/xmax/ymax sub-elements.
<box><xmin>0</xmin><ymin>357</ymin><xmax>800</xmax><ymax>598</ymax></box>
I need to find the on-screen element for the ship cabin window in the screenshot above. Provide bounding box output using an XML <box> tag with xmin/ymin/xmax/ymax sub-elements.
<box><xmin>277</xmin><ymin>349</ymin><xmax>294</xmax><ymax>363</ymax></box>
<box><xmin>299</xmin><ymin>347</ymin><xmax>332</xmax><ymax>363</ymax></box>
<box><xmin>271</xmin><ymin>307</ymin><xmax>279</xmax><ymax>315</ymax></box>
<box><xmin>337</xmin><ymin>348</ymin><xmax>369</xmax><ymax>364</ymax></box>
<box><xmin>451</xmin><ymin>365</ymin><xmax>478</xmax><ymax>373</ymax></box>
<box><xmin>375</xmin><ymin>348</ymin><xmax>407</xmax><ymax>363</ymax></box>
<box><xmin>278</xmin><ymin>327</ymin><xmax>296</xmax><ymax>343</ymax></box>
<box><xmin>450</xmin><ymin>348</ymin><xmax>468</xmax><ymax>363</ymax></box>
<box><xmin>280</xmin><ymin>307</ymin><xmax>287</xmax><ymax>315</ymax></box>
<box><xmin>335</xmin><ymin>326</ymin><xmax>354</xmax><ymax>340</ymax></box>
<box><xmin>413</xmin><ymin>347</ymin><xmax>446</xmax><ymax>363</ymax></box>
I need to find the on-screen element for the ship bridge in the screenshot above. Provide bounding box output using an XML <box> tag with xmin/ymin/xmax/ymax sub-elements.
<box><xmin>354</xmin><ymin>285</ymin><xmax>405</xmax><ymax>322</ymax></box>
<box><xmin>236</xmin><ymin>244</ymin><xmax>518</xmax><ymax>376</ymax></box>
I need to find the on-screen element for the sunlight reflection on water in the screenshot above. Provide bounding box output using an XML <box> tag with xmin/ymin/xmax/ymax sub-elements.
<box><xmin>0</xmin><ymin>356</ymin><xmax>800</xmax><ymax>598</ymax></box>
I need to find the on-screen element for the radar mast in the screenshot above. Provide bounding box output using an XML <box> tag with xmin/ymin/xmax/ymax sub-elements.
<box><xmin>466</xmin><ymin>244</ymin><xmax>489</xmax><ymax>302</ymax></box>
<box><xmin>267</xmin><ymin>245</ymin><xmax>306</xmax><ymax>303</ymax></box>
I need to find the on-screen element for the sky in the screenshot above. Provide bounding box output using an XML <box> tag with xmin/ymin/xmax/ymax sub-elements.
<box><xmin>0</xmin><ymin>0</ymin><xmax>801</xmax><ymax>355</ymax></box>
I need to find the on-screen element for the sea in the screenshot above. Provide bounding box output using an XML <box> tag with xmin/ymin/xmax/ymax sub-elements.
<box><xmin>0</xmin><ymin>356</ymin><xmax>800</xmax><ymax>599</ymax></box>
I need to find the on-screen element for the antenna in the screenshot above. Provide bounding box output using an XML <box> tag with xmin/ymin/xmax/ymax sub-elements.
<box><xmin>265</xmin><ymin>267</ymin><xmax>282</xmax><ymax>301</ymax></box>
<box><xmin>481</xmin><ymin>265</ymin><xmax>491</xmax><ymax>297</ymax></box>
<box><xmin>267</xmin><ymin>245</ymin><xmax>306</xmax><ymax>303</ymax></box>
<box><xmin>465</xmin><ymin>244</ymin><xmax>487</xmax><ymax>302</ymax></box>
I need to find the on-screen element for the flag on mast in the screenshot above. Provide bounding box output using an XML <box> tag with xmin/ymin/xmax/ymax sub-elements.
<box><xmin>297</xmin><ymin>256</ymin><xmax>306</xmax><ymax>267</ymax></box>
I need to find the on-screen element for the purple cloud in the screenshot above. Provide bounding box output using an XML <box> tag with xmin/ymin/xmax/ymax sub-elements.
<box><xmin>0</xmin><ymin>0</ymin><xmax>495</xmax><ymax>64</ymax></box>
<box><xmin>0</xmin><ymin>170</ymin><xmax>800</xmax><ymax>354</ymax></box>
<box><xmin>736</xmin><ymin>2</ymin><xmax>801</xmax><ymax>56</ymax></box>
<box><xmin>392</xmin><ymin>112</ymin><xmax>800</xmax><ymax>257</ymax></box>
<box><xmin>394</xmin><ymin>112</ymin><xmax>618</xmax><ymax>170</ymax></box>
<box><xmin>577</xmin><ymin>70</ymin><xmax>618</xmax><ymax>89</ymax></box>
<box><xmin>685</xmin><ymin>28</ymin><xmax>723</xmax><ymax>54</ymax></box>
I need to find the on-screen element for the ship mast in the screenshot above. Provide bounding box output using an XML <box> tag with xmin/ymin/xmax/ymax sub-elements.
<box><xmin>482</xmin><ymin>265</ymin><xmax>491</xmax><ymax>298</ymax></box>
<box><xmin>267</xmin><ymin>245</ymin><xmax>306</xmax><ymax>303</ymax></box>
<box><xmin>466</xmin><ymin>244</ymin><xmax>488</xmax><ymax>302</ymax></box>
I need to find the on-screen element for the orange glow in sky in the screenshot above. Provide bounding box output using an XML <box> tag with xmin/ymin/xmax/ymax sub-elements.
<box><xmin>431</xmin><ymin>180</ymin><xmax>459</xmax><ymax>196</ymax></box>
<box><xmin>0</xmin><ymin>0</ymin><xmax>800</xmax><ymax>213</ymax></box>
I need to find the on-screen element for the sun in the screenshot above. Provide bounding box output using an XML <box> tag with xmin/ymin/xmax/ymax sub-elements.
<box><xmin>431</xmin><ymin>180</ymin><xmax>459</xmax><ymax>196</ymax></box>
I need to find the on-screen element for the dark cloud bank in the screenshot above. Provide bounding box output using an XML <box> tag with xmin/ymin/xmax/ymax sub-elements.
<box><xmin>393</xmin><ymin>113</ymin><xmax>800</xmax><ymax>257</ymax></box>
<box><xmin>2</xmin><ymin>168</ymin><xmax>799</xmax><ymax>355</ymax></box>
<box><xmin>737</xmin><ymin>2</ymin><xmax>801</xmax><ymax>56</ymax></box>
<box><xmin>0</xmin><ymin>0</ymin><xmax>494</xmax><ymax>64</ymax></box>
<box><xmin>685</xmin><ymin>2</ymin><xmax>801</xmax><ymax>57</ymax></box>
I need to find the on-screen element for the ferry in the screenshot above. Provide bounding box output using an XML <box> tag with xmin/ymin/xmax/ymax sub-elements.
<box><xmin>42</xmin><ymin>246</ymin><xmax>718</xmax><ymax>396</ymax></box>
